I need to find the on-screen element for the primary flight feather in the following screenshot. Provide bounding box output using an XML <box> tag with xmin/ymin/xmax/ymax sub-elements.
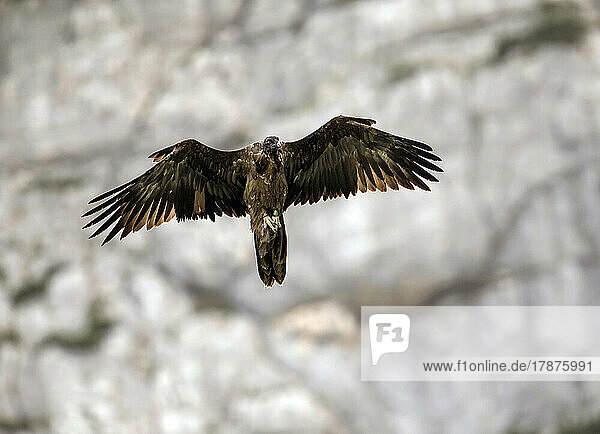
<box><xmin>83</xmin><ymin>115</ymin><xmax>443</xmax><ymax>286</ymax></box>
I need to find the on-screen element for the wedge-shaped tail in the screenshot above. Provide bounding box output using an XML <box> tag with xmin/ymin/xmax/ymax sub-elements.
<box><xmin>254</xmin><ymin>216</ymin><xmax>287</xmax><ymax>287</ymax></box>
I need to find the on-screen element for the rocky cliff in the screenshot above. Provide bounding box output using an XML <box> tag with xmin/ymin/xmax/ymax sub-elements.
<box><xmin>1</xmin><ymin>0</ymin><xmax>599</xmax><ymax>432</ymax></box>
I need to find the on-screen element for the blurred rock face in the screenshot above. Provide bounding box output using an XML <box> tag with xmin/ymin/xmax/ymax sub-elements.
<box><xmin>1</xmin><ymin>0</ymin><xmax>599</xmax><ymax>432</ymax></box>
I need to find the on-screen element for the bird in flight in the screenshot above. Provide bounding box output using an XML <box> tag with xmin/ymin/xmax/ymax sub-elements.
<box><xmin>83</xmin><ymin>115</ymin><xmax>443</xmax><ymax>286</ymax></box>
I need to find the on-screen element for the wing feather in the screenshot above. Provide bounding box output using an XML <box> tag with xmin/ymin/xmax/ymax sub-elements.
<box><xmin>83</xmin><ymin>139</ymin><xmax>249</xmax><ymax>244</ymax></box>
<box><xmin>282</xmin><ymin>115</ymin><xmax>442</xmax><ymax>208</ymax></box>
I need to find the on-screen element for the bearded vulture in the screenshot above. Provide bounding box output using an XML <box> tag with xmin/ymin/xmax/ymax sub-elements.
<box><xmin>82</xmin><ymin>116</ymin><xmax>443</xmax><ymax>286</ymax></box>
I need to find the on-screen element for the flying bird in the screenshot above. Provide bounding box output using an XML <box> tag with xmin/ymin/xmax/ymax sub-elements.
<box><xmin>82</xmin><ymin>115</ymin><xmax>443</xmax><ymax>286</ymax></box>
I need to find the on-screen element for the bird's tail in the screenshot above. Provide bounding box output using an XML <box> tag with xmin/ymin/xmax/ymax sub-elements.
<box><xmin>254</xmin><ymin>215</ymin><xmax>287</xmax><ymax>287</ymax></box>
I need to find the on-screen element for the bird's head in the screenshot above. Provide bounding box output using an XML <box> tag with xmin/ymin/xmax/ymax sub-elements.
<box><xmin>262</xmin><ymin>136</ymin><xmax>282</xmax><ymax>158</ymax></box>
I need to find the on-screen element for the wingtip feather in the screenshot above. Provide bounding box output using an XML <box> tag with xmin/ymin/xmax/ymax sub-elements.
<box><xmin>81</xmin><ymin>209</ymin><xmax>95</xmax><ymax>218</ymax></box>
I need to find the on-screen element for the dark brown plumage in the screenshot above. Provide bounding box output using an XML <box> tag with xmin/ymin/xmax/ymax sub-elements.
<box><xmin>82</xmin><ymin>115</ymin><xmax>443</xmax><ymax>286</ymax></box>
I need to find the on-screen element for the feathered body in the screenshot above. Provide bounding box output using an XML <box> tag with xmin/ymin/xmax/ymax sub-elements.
<box><xmin>243</xmin><ymin>137</ymin><xmax>288</xmax><ymax>286</ymax></box>
<box><xmin>82</xmin><ymin>116</ymin><xmax>443</xmax><ymax>286</ymax></box>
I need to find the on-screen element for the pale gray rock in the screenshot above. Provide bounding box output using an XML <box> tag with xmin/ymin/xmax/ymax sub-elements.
<box><xmin>1</xmin><ymin>0</ymin><xmax>599</xmax><ymax>432</ymax></box>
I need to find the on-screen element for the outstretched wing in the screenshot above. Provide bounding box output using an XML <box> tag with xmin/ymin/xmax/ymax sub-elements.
<box><xmin>282</xmin><ymin>115</ymin><xmax>443</xmax><ymax>209</ymax></box>
<box><xmin>82</xmin><ymin>139</ymin><xmax>249</xmax><ymax>245</ymax></box>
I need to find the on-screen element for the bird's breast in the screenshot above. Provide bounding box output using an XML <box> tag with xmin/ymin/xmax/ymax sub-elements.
<box><xmin>244</xmin><ymin>164</ymin><xmax>287</xmax><ymax>212</ymax></box>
